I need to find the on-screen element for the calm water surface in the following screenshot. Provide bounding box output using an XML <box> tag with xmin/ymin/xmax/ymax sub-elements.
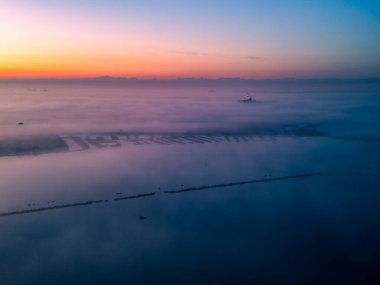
<box><xmin>0</xmin><ymin>83</ymin><xmax>379</xmax><ymax>284</ymax></box>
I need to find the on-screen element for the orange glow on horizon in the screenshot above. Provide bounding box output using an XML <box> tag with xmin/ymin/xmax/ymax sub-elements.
<box><xmin>2</xmin><ymin>2</ymin><xmax>378</xmax><ymax>80</ymax></box>
<box><xmin>0</xmin><ymin>53</ymin><xmax>273</xmax><ymax>79</ymax></box>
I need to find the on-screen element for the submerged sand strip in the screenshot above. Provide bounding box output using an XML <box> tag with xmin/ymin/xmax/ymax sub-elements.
<box><xmin>3</xmin><ymin>130</ymin><xmax>379</xmax><ymax>158</ymax></box>
<box><xmin>113</xmin><ymin>192</ymin><xmax>156</xmax><ymax>201</ymax></box>
<box><xmin>164</xmin><ymin>172</ymin><xmax>331</xmax><ymax>194</ymax></box>
<box><xmin>330</xmin><ymin>136</ymin><xmax>380</xmax><ymax>142</ymax></box>
<box><xmin>59</xmin><ymin>133</ymin><xmax>380</xmax><ymax>158</ymax></box>
<box><xmin>0</xmin><ymin>192</ymin><xmax>156</xmax><ymax>218</ymax></box>
<box><xmin>0</xmin><ymin>135</ymin><xmax>68</xmax><ymax>157</ymax></box>
<box><xmin>63</xmin><ymin>133</ymin><xmax>278</xmax><ymax>150</ymax></box>
<box><xmin>0</xmin><ymin>200</ymin><xmax>109</xmax><ymax>217</ymax></box>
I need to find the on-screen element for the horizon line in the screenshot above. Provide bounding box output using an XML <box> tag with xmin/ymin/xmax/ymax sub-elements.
<box><xmin>1</xmin><ymin>76</ymin><xmax>380</xmax><ymax>82</ymax></box>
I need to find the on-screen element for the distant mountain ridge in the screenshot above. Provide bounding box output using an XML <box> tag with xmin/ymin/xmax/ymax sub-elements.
<box><xmin>2</xmin><ymin>76</ymin><xmax>380</xmax><ymax>84</ymax></box>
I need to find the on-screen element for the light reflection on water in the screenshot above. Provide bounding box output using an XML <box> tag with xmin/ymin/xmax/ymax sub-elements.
<box><xmin>0</xmin><ymin>84</ymin><xmax>379</xmax><ymax>284</ymax></box>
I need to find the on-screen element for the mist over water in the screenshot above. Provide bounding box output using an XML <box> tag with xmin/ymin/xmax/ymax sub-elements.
<box><xmin>2</xmin><ymin>82</ymin><xmax>379</xmax><ymax>137</ymax></box>
<box><xmin>0</xmin><ymin>82</ymin><xmax>379</xmax><ymax>284</ymax></box>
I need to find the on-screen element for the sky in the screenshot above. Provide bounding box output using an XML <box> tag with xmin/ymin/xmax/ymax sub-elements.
<box><xmin>0</xmin><ymin>0</ymin><xmax>379</xmax><ymax>79</ymax></box>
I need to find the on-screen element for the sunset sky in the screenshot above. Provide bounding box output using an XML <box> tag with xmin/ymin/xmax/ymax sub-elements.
<box><xmin>1</xmin><ymin>0</ymin><xmax>379</xmax><ymax>79</ymax></box>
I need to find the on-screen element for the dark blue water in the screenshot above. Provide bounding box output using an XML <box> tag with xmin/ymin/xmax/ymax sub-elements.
<box><xmin>0</xmin><ymin>84</ymin><xmax>379</xmax><ymax>284</ymax></box>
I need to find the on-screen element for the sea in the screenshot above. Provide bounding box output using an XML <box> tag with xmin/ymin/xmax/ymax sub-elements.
<box><xmin>0</xmin><ymin>80</ymin><xmax>379</xmax><ymax>284</ymax></box>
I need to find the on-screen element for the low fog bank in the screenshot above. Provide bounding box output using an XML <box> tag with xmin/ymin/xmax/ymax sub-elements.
<box><xmin>0</xmin><ymin>82</ymin><xmax>379</xmax><ymax>155</ymax></box>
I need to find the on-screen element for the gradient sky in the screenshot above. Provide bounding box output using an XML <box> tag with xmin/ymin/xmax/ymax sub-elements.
<box><xmin>1</xmin><ymin>0</ymin><xmax>380</xmax><ymax>79</ymax></box>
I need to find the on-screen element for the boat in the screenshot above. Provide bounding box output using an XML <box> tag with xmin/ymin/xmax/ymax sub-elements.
<box><xmin>238</xmin><ymin>95</ymin><xmax>256</xmax><ymax>103</ymax></box>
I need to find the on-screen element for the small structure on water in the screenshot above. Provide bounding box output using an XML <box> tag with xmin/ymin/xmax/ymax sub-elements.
<box><xmin>238</xmin><ymin>94</ymin><xmax>256</xmax><ymax>103</ymax></box>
